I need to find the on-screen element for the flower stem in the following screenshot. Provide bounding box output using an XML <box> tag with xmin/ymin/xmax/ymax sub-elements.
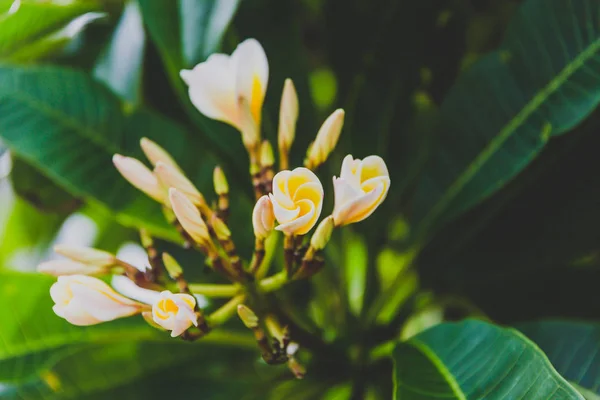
<box><xmin>258</xmin><ymin>271</ymin><xmax>288</xmax><ymax>292</ymax></box>
<box><xmin>206</xmin><ymin>294</ymin><xmax>246</xmax><ymax>327</ymax></box>
<box><xmin>189</xmin><ymin>283</ymin><xmax>240</xmax><ymax>298</ymax></box>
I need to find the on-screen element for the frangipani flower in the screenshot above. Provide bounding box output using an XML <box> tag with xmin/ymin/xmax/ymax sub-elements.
<box><xmin>180</xmin><ymin>38</ymin><xmax>268</xmax><ymax>147</ymax></box>
<box><xmin>253</xmin><ymin>195</ymin><xmax>275</xmax><ymax>240</ymax></box>
<box><xmin>269</xmin><ymin>168</ymin><xmax>324</xmax><ymax>235</ymax></box>
<box><xmin>50</xmin><ymin>275</ymin><xmax>145</xmax><ymax>326</ymax></box>
<box><xmin>152</xmin><ymin>291</ymin><xmax>198</xmax><ymax>337</ymax></box>
<box><xmin>332</xmin><ymin>155</ymin><xmax>390</xmax><ymax>226</ymax></box>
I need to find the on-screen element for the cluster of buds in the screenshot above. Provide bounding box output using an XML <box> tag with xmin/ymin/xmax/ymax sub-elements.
<box><xmin>41</xmin><ymin>38</ymin><xmax>390</xmax><ymax>378</ymax></box>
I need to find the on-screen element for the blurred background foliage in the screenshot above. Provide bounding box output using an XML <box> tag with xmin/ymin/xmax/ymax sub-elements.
<box><xmin>1</xmin><ymin>0</ymin><xmax>600</xmax><ymax>398</ymax></box>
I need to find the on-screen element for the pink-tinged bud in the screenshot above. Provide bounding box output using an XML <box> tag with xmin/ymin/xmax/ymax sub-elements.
<box><xmin>53</xmin><ymin>245</ymin><xmax>115</xmax><ymax>267</ymax></box>
<box><xmin>154</xmin><ymin>162</ymin><xmax>205</xmax><ymax>206</ymax></box>
<box><xmin>278</xmin><ymin>78</ymin><xmax>299</xmax><ymax>154</ymax></box>
<box><xmin>38</xmin><ymin>260</ymin><xmax>106</xmax><ymax>277</ymax></box>
<box><xmin>252</xmin><ymin>195</ymin><xmax>275</xmax><ymax>240</ymax></box>
<box><xmin>50</xmin><ymin>275</ymin><xmax>145</xmax><ymax>326</ymax></box>
<box><xmin>112</xmin><ymin>154</ymin><xmax>164</xmax><ymax>203</ymax></box>
<box><xmin>169</xmin><ymin>188</ymin><xmax>211</xmax><ymax>247</ymax></box>
<box><xmin>305</xmin><ymin>109</ymin><xmax>345</xmax><ymax>170</ymax></box>
<box><xmin>152</xmin><ymin>291</ymin><xmax>198</xmax><ymax>337</ymax></box>
<box><xmin>140</xmin><ymin>137</ymin><xmax>181</xmax><ymax>170</ymax></box>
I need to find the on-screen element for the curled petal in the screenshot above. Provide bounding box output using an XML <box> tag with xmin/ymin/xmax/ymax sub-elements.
<box><xmin>232</xmin><ymin>38</ymin><xmax>269</xmax><ymax>125</ymax></box>
<box><xmin>275</xmin><ymin>200</ymin><xmax>315</xmax><ymax>235</ymax></box>
<box><xmin>333</xmin><ymin>181</ymin><xmax>387</xmax><ymax>226</ymax></box>
<box><xmin>269</xmin><ymin>193</ymin><xmax>300</xmax><ymax>223</ymax></box>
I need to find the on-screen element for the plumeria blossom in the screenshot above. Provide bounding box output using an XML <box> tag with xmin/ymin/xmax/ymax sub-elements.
<box><xmin>269</xmin><ymin>168</ymin><xmax>323</xmax><ymax>235</ymax></box>
<box><xmin>332</xmin><ymin>155</ymin><xmax>390</xmax><ymax>226</ymax></box>
<box><xmin>180</xmin><ymin>38</ymin><xmax>268</xmax><ymax>146</ymax></box>
<box><xmin>152</xmin><ymin>291</ymin><xmax>198</xmax><ymax>337</ymax></box>
<box><xmin>50</xmin><ymin>275</ymin><xmax>146</xmax><ymax>326</ymax></box>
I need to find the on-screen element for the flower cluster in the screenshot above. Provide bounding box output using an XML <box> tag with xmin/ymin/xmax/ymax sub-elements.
<box><xmin>40</xmin><ymin>39</ymin><xmax>390</xmax><ymax>376</ymax></box>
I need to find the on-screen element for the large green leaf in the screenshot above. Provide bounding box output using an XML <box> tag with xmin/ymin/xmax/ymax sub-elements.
<box><xmin>137</xmin><ymin>0</ymin><xmax>247</xmax><ymax>177</ymax></box>
<box><xmin>393</xmin><ymin>319</ymin><xmax>583</xmax><ymax>399</ymax></box>
<box><xmin>518</xmin><ymin>320</ymin><xmax>600</xmax><ymax>396</ymax></box>
<box><xmin>412</xmin><ymin>0</ymin><xmax>600</xmax><ymax>242</ymax></box>
<box><xmin>0</xmin><ymin>66</ymin><xmax>214</xmax><ymax>239</ymax></box>
<box><xmin>0</xmin><ymin>0</ymin><xmax>104</xmax><ymax>62</ymax></box>
<box><xmin>0</xmin><ymin>271</ymin><xmax>255</xmax><ymax>385</ymax></box>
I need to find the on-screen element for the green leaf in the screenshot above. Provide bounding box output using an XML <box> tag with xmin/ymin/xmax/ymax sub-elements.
<box><xmin>0</xmin><ymin>65</ymin><xmax>213</xmax><ymax>239</ymax></box>
<box><xmin>94</xmin><ymin>0</ymin><xmax>146</xmax><ymax>105</ymax></box>
<box><xmin>0</xmin><ymin>0</ymin><xmax>104</xmax><ymax>62</ymax></box>
<box><xmin>518</xmin><ymin>320</ymin><xmax>600</xmax><ymax>395</ymax></box>
<box><xmin>412</xmin><ymin>0</ymin><xmax>600</xmax><ymax>242</ymax></box>
<box><xmin>393</xmin><ymin>319</ymin><xmax>583</xmax><ymax>399</ymax></box>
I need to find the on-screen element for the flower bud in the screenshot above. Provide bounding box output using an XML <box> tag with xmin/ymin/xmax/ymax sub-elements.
<box><xmin>305</xmin><ymin>109</ymin><xmax>345</xmax><ymax>169</ymax></box>
<box><xmin>152</xmin><ymin>291</ymin><xmax>198</xmax><ymax>337</ymax></box>
<box><xmin>139</xmin><ymin>229</ymin><xmax>153</xmax><ymax>249</ymax></box>
<box><xmin>310</xmin><ymin>216</ymin><xmax>334</xmax><ymax>251</ymax></box>
<box><xmin>260</xmin><ymin>140</ymin><xmax>274</xmax><ymax>168</ymax></box>
<box><xmin>50</xmin><ymin>275</ymin><xmax>145</xmax><ymax>326</ymax></box>
<box><xmin>162</xmin><ymin>253</ymin><xmax>183</xmax><ymax>279</ymax></box>
<box><xmin>38</xmin><ymin>260</ymin><xmax>106</xmax><ymax>277</ymax></box>
<box><xmin>154</xmin><ymin>162</ymin><xmax>205</xmax><ymax>207</ymax></box>
<box><xmin>213</xmin><ymin>166</ymin><xmax>229</xmax><ymax>196</ymax></box>
<box><xmin>237</xmin><ymin>304</ymin><xmax>259</xmax><ymax>329</ymax></box>
<box><xmin>53</xmin><ymin>245</ymin><xmax>115</xmax><ymax>267</ymax></box>
<box><xmin>112</xmin><ymin>154</ymin><xmax>164</xmax><ymax>203</ymax></box>
<box><xmin>332</xmin><ymin>155</ymin><xmax>390</xmax><ymax>226</ymax></box>
<box><xmin>140</xmin><ymin>137</ymin><xmax>180</xmax><ymax>170</ymax></box>
<box><xmin>252</xmin><ymin>195</ymin><xmax>275</xmax><ymax>240</ymax></box>
<box><xmin>278</xmin><ymin>78</ymin><xmax>299</xmax><ymax>154</ymax></box>
<box><xmin>169</xmin><ymin>188</ymin><xmax>211</xmax><ymax>247</ymax></box>
<box><xmin>211</xmin><ymin>215</ymin><xmax>231</xmax><ymax>241</ymax></box>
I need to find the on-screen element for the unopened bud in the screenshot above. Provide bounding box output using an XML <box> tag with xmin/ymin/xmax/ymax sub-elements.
<box><xmin>260</xmin><ymin>141</ymin><xmax>275</xmax><ymax>168</ymax></box>
<box><xmin>278</xmin><ymin>79</ymin><xmax>298</xmax><ymax>153</ymax></box>
<box><xmin>169</xmin><ymin>188</ymin><xmax>211</xmax><ymax>247</ymax></box>
<box><xmin>305</xmin><ymin>109</ymin><xmax>345</xmax><ymax>169</ymax></box>
<box><xmin>139</xmin><ymin>229</ymin><xmax>153</xmax><ymax>249</ymax></box>
<box><xmin>162</xmin><ymin>253</ymin><xmax>183</xmax><ymax>279</ymax></box>
<box><xmin>237</xmin><ymin>304</ymin><xmax>259</xmax><ymax>328</ymax></box>
<box><xmin>53</xmin><ymin>245</ymin><xmax>116</xmax><ymax>267</ymax></box>
<box><xmin>38</xmin><ymin>260</ymin><xmax>106</xmax><ymax>277</ymax></box>
<box><xmin>140</xmin><ymin>137</ymin><xmax>180</xmax><ymax>170</ymax></box>
<box><xmin>310</xmin><ymin>216</ymin><xmax>334</xmax><ymax>251</ymax></box>
<box><xmin>154</xmin><ymin>162</ymin><xmax>205</xmax><ymax>206</ymax></box>
<box><xmin>113</xmin><ymin>154</ymin><xmax>164</xmax><ymax>203</ymax></box>
<box><xmin>211</xmin><ymin>215</ymin><xmax>231</xmax><ymax>241</ymax></box>
<box><xmin>252</xmin><ymin>195</ymin><xmax>275</xmax><ymax>240</ymax></box>
<box><xmin>213</xmin><ymin>166</ymin><xmax>229</xmax><ymax>195</ymax></box>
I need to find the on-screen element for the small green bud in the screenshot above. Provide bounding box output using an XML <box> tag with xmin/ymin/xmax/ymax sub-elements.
<box><xmin>310</xmin><ymin>216</ymin><xmax>335</xmax><ymax>251</ymax></box>
<box><xmin>260</xmin><ymin>140</ymin><xmax>275</xmax><ymax>168</ymax></box>
<box><xmin>237</xmin><ymin>304</ymin><xmax>259</xmax><ymax>329</ymax></box>
<box><xmin>162</xmin><ymin>252</ymin><xmax>183</xmax><ymax>279</ymax></box>
<box><xmin>211</xmin><ymin>215</ymin><xmax>232</xmax><ymax>241</ymax></box>
<box><xmin>213</xmin><ymin>166</ymin><xmax>229</xmax><ymax>195</ymax></box>
<box><xmin>139</xmin><ymin>229</ymin><xmax>153</xmax><ymax>249</ymax></box>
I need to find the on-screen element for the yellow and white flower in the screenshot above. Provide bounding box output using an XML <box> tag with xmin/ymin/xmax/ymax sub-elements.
<box><xmin>269</xmin><ymin>168</ymin><xmax>323</xmax><ymax>235</ymax></box>
<box><xmin>252</xmin><ymin>195</ymin><xmax>275</xmax><ymax>240</ymax></box>
<box><xmin>50</xmin><ymin>275</ymin><xmax>145</xmax><ymax>326</ymax></box>
<box><xmin>180</xmin><ymin>38</ymin><xmax>268</xmax><ymax>147</ymax></box>
<box><xmin>152</xmin><ymin>291</ymin><xmax>198</xmax><ymax>337</ymax></box>
<box><xmin>332</xmin><ymin>155</ymin><xmax>390</xmax><ymax>226</ymax></box>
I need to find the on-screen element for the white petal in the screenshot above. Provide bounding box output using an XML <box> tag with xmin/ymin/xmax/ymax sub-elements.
<box><xmin>359</xmin><ymin>155</ymin><xmax>389</xmax><ymax>182</ymax></box>
<box><xmin>181</xmin><ymin>54</ymin><xmax>239</xmax><ymax>129</ymax></box>
<box><xmin>275</xmin><ymin>200</ymin><xmax>315</xmax><ymax>235</ymax></box>
<box><xmin>70</xmin><ymin>283</ymin><xmax>140</xmax><ymax>321</ymax></box>
<box><xmin>332</xmin><ymin>177</ymin><xmax>362</xmax><ymax>217</ymax></box>
<box><xmin>272</xmin><ymin>170</ymin><xmax>293</xmax><ymax>206</ymax></box>
<box><xmin>269</xmin><ymin>193</ymin><xmax>300</xmax><ymax>224</ymax></box>
<box><xmin>112</xmin><ymin>275</ymin><xmax>160</xmax><ymax>305</ymax></box>
<box><xmin>232</xmin><ymin>39</ymin><xmax>269</xmax><ymax>122</ymax></box>
<box><xmin>333</xmin><ymin>182</ymin><xmax>385</xmax><ymax>226</ymax></box>
<box><xmin>113</xmin><ymin>155</ymin><xmax>164</xmax><ymax>202</ymax></box>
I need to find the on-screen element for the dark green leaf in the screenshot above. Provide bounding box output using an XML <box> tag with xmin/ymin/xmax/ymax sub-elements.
<box><xmin>518</xmin><ymin>320</ymin><xmax>600</xmax><ymax>395</ymax></box>
<box><xmin>412</xmin><ymin>0</ymin><xmax>600</xmax><ymax>242</ymax></box>
<box><xmin>0</xmin><ymin>66</ymin><xmax>214</xmax><ymax>239</ymax></box>
<box><xmin>394</xmin><ymin>319</ymin><xmax>583</xmax><ymax>399</ymax></box>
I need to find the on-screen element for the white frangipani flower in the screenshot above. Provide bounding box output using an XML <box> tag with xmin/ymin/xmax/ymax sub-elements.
<box><xmin>152</xmin><ymin>291</ymin><xmax>198</xmax><ymax>337</ymax></box>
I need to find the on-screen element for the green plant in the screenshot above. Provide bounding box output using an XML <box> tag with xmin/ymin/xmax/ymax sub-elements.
<box><xmin>1</xmin><ymin>0</ymin><xmax>600</xmax><ymax>399</ymax></box>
